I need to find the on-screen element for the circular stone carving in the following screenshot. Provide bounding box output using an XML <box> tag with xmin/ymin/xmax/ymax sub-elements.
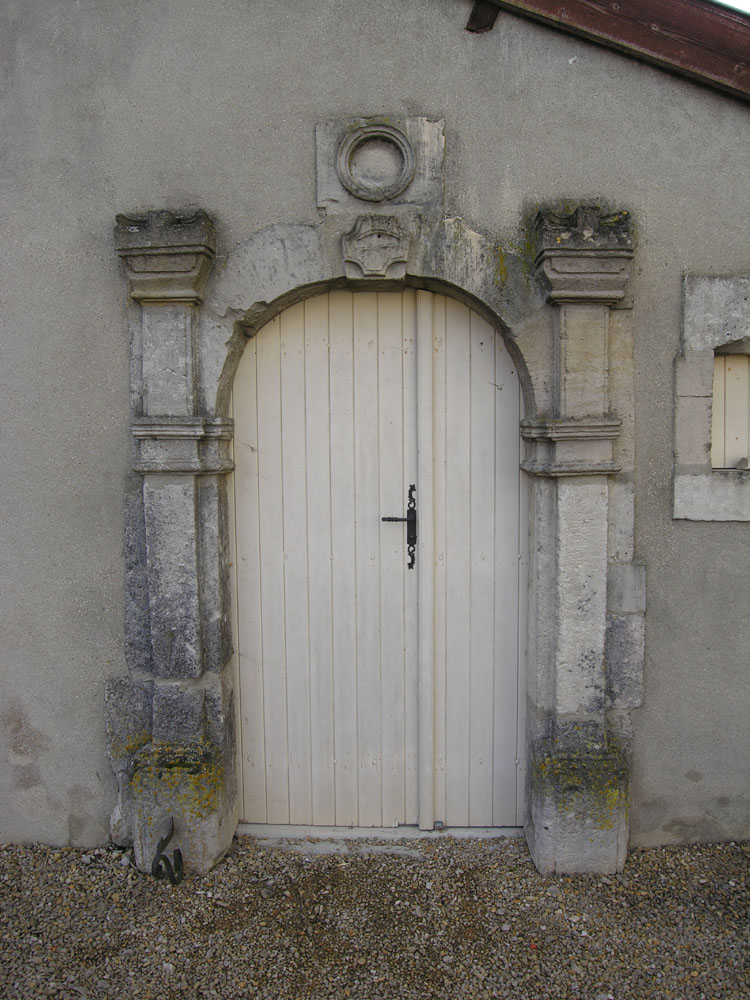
<box><xmin>336</xmin><ymin>125</ymin><xmax>416</xmax><ymax>203</ymax></box>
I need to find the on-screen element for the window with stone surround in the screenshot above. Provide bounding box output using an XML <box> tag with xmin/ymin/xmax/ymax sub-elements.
<box><xmin>673</xmin><ymin>275</ymin><xmax>750</xmax><ymax>520</ymax></box>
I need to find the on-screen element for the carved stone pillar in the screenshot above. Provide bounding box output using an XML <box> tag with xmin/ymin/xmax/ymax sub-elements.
<box><xmin>106</xmin><ymin>212</ymin><xmax>237</xmax><ymax>874</ymax></box>
<box><xmin>523</xmin><ymin>207</ymin><xmax>634</xmax><ymax>873</ymax></box>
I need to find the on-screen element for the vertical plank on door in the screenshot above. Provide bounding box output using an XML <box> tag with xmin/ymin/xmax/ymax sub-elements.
<box><xmin>329</xmin><ymin>291</ymin><xmax>359</xmax><ymax>825</ymax></box>
<box><xmin>431</xmin><ymin>294</ymin><xmax>448</xmax><ymax>827</ymax></box>
<box><xmin>254</xmin><ymin>315</ymin><xmax>290</xmax><ymax>824</ymax></box>
<box><xmin>279</xmin><ymin>302</ymin><xmax>312</xmax><ymax>824</ymax></box>
<box><xmin>402</xmin><ymin>290</ymin><xmax>420</xmax><ymax>826</ymax></box>
<box><xmin>468</xmin><ymin>310</ymin><xmax>496</xmax><ymax>826</ymax></box>
<box><xmin>304</xmin><ymin>294</ymin><xmax>336</xmax><ymax>825</ymax></box>
<box><xmin>711</xmin><ymin>356</ymin><xmax>726</xmax><ymax>469</ymax></box>
<box><xmin>227</xmin><ymin>397</ymin><xmax>243</xmax><ymax>820</ymax></box>
<box><xmin>444</xmin><ymin>298</ymin><xmax>472</xmax><ymax>827</ymax></box>
<box><xmin>515</xmin><ymin>385</ymin><xmax>528</xmax><ymax>825</ymax></box>
<box><xmin>417</xmin><ymin>290</ymin><xmax>435</xmax><ymax>830</ymax></box>
<box><xmin>353</xmin><ymin>292</ymin><xmax>383</xmax><ymax>825</ymax></box>
<box><xmin>378</xmin><ymin>293</ymin><xmax>407</xmax><ymax>826</ymax></box>
<box><xmin>233</xmin><ymin>339</ymin><xmax>267</xmax><ymax>823</ymax></box>
<box><xmin>493</xmin><ymin>334</ymin><xmax>522</xmax><ymax>825</ymax></box>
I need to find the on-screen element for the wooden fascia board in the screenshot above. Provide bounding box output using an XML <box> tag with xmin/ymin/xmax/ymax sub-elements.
<box><xmin>482</xmin><ymin>0</ymin><xmax>750</xmax><ymax>100</ymax></box>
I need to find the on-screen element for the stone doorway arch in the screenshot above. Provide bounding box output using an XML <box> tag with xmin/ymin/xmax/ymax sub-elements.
<box><xmin>106</xmin><ymin>120</ymin><xmax>643</xmax><ymax>875</ymax></box>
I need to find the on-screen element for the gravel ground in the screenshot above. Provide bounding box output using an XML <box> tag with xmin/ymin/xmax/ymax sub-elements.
<box><xmin>0</xmin><ymin>836</ymin><xmax>747</xmax><ymax>1000</ymax></box>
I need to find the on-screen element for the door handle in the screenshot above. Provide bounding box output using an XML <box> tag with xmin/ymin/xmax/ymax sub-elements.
<box><xmin>382</xmin><ymin>485</ymin><xmax>417</xmax><ymax>569</ymax></box>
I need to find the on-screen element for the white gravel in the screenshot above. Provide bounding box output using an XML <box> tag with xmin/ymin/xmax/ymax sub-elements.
<box><xmin>1</xmin><ymin>836</ymin><xmax>747</xmax><ymax>999</ymax></box>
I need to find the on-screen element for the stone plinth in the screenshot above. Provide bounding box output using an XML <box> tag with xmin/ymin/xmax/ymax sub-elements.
<box><xmin>527</xmin><ymin>735</ymin><xmax>629</xmax><ymax>874</ymax></box>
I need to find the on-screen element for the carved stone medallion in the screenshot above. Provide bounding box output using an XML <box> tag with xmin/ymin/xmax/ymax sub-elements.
<box><xmin>341</xmin><ymin>215</ymin><xmax>411</xmax><ymax>279</ymax></box>
<box><xmin>336</xmin><ymin>124</ymin><xmax>415</xmax><ymax>203</ymax></box>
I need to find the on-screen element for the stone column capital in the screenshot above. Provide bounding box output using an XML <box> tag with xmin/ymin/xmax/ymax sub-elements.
<box><xmin>534</xmin><ymin>206</ymin><xmax>633</xmax><ymax>304</ymax></box>
<box><xmin>115</xmin><ymin>211</ymin><xmax>216</xmax><ymax>304</ymax></box>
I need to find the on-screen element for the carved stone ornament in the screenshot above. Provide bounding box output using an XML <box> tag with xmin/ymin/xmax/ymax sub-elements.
<box><xmin>535</xmin><ymin>206</ymin><xmax>633</xmax><ymax>304</ymax></box>
<box><xmin>336</xmin><ymin>124</ymin><xmax>416</xmax><ymax>203</ymax></box>
<box><xmin>115</xmin><ymin>210</ymin><xmax>216</xmax><ymax>304</ymax></box>
<box><xmin>132</xmin><ymin>416</ymin><xmax>234</xmax><ymax>475</ymax></box>
<box><xmin>342</xmin><ymin>215</ymin><xmax>411</xmax><ymax>279</ymax></box>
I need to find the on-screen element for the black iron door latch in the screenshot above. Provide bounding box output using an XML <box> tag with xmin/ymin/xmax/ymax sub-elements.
<box><xmin>382</xmin><ymin>484</ymin><xmax>417</xmax><ymax>569</ymax></box>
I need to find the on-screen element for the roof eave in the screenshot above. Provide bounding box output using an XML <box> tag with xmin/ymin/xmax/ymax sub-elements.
<box><xmin>478</xmin><ymin>0</ymin><xmax>750</xmax><ymax>101</ymax></box>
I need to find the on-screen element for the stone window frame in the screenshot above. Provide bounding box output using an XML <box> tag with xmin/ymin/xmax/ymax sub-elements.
<box><xmin>674</xmin><ymin>275</ymin><xmax>750</xmax><ymax>521</ymax></box>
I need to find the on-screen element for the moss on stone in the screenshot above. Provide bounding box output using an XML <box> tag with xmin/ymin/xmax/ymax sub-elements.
<box><xmin>531</xmin><ymin>739</ymin><xmax>628</xmax><ymax>832</ymax></box>
<box><xmin>494</xmin><ymin>245</ymin><xmax>508</xmax><ymax>287</ymax></box>
<box><xmin>131</xmin><ymin>742</ymin><xmax>226</xmax><ymax>820</ymax></box>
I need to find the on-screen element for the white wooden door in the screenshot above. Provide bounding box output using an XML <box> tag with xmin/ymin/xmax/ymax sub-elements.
<box><xmin>232</xmin><ymin>289</ymin><xmax>524</xmax><ymax>829</ymax></box>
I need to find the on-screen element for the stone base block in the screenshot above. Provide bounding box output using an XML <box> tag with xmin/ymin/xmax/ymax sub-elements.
<box><xmin>131</xmin><ymin>742</ymin><xmax>236</xmax><ymax>874</ymax></box>
<box><xmin>526</xmin><ymin>738</ymin><xmax>629</xmax><ymax>874</ymax></box>
<box><xmin>104</xmin><ymin>677</ymin><xmax>153</xmax><ymax>771</ymax></box>
<box><xmin>110</xmin><ymin>772</ymin><xmax>136</xmax><ymax>847</ymax></box>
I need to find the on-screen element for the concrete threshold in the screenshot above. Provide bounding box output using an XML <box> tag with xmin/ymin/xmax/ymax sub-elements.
<box><xmin>235</xmin><ymin>824</ymin><xmax>523</xmax><ymax>857</ymax></box>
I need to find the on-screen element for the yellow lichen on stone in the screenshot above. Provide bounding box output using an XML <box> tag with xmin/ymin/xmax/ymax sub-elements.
<box><xmin>131</xmin><ymin>742</ymin><xmax>225</xmax><ymax>820</ymax></box>
<box><xmin>109</xmin><ymin>730</ymin><xmax>151</xmax><ymax>761</ymax></box>
<box><xmin>531</xmin><ymin>744</ymin><xmax>627</xmax><ymax>831</ymax></box>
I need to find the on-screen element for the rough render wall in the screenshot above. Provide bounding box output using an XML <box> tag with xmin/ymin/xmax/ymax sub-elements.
<box><xmin>1</xmin><ymin>0</ymin><xmax>748</xmax><ymax>847</ymax></box>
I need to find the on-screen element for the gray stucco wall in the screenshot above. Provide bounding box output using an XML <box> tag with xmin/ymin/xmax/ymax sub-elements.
<box><xmin>1</xmin><ymin>0</ymin><xmax>748</xmax><ymax>848</ymax></box>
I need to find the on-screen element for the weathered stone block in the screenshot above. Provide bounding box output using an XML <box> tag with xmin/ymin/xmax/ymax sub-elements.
<box><xmin>558</xmin><ymin>303</ymin><xmax>610</xmax><ymax>417</ymax></box>
<box><xmin>674</xmin><ymin>394</ymin><xmax>712</xmax><ymax>467</ymax></box>
<box><xmin>104</xmin><ymin>676</ymin><xmax>154</xmax><ymax>848</ymax></box>
<box><xmin>605</xmin><ymin>614</ymin><xmax>645</xmax><ymax>709</ymax></box>
<box><xmin>204</xmin><ymin>669</ymin><xmax>235</xmax><ymax>750</ymax></box>
<box><xmin>123</xmin><ymin>484</ymin><xmax>152</xmax><ymax>675</ymax></box>
<box><xmin>104</xmin><ymin>676</ymin><xmax>153</xmax><ymax>771</ymax></box>
<box><xmin>131</xmin><ymin>742</ymin><xmax>235</xmax><ymax>874</ymax></box>
<box><xmin>683</xmin><ymin>275</ymin><xmax>750</xmax><ymax>353</ymax></box>
<box><xmin>110</xmin><ymin>772</ymin><xmax>136</xmax><ymax>848</ymax></box>
<box><xmin>607</xmin><ymin>479</ymin><xmax>635</xmax><ymax>562</ymax></box>
<box><xmin>526</xmin><ymin>738</ymin><xmax>629</xmax><ymax>874</ymax></box>
<box><xmin>115</xmin><ymin>210</ymin><xmax>216</xmax><ymax>305</ymax></box>
<box><xmin>674</xmin><ymin>471</ymin><xmax>750</xmax><ymax>521</ymax></box>
<box><xmin>676</xmin><ymin>351</ymin><xmax>713</xmax><ymax>398</ymax></box>
<box><xmin>555</xmin><ymin>478</ymin><xmax>608</xmax><ymax>716</ymax></box>
<box><xmin>143</xmin><ymin>478</ymin><xmax>202</xmax><ymax>678</ymax></box>
<box><xmin>607</xmin><ymin>561</ymin><xmax>646</xmax><ymax>615</ymax></box>
<box><xmin>535</xmin><ymin>206</ymin><xmax>633</xmax><ymax>304</ymax></box>
<box><xmin>197</xmin><ymin>476</ymin><xmax>234</xmax><ymax>673</ymax></box>
<box><xmin>141</xmin><ymin>304</ymin><xmax>196</xmax><ymax>416</ymax></box>
<box><xmin>152</xmin><ymin>684</ymin><xmax>205</xmax><ymax>744</ymax></box>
